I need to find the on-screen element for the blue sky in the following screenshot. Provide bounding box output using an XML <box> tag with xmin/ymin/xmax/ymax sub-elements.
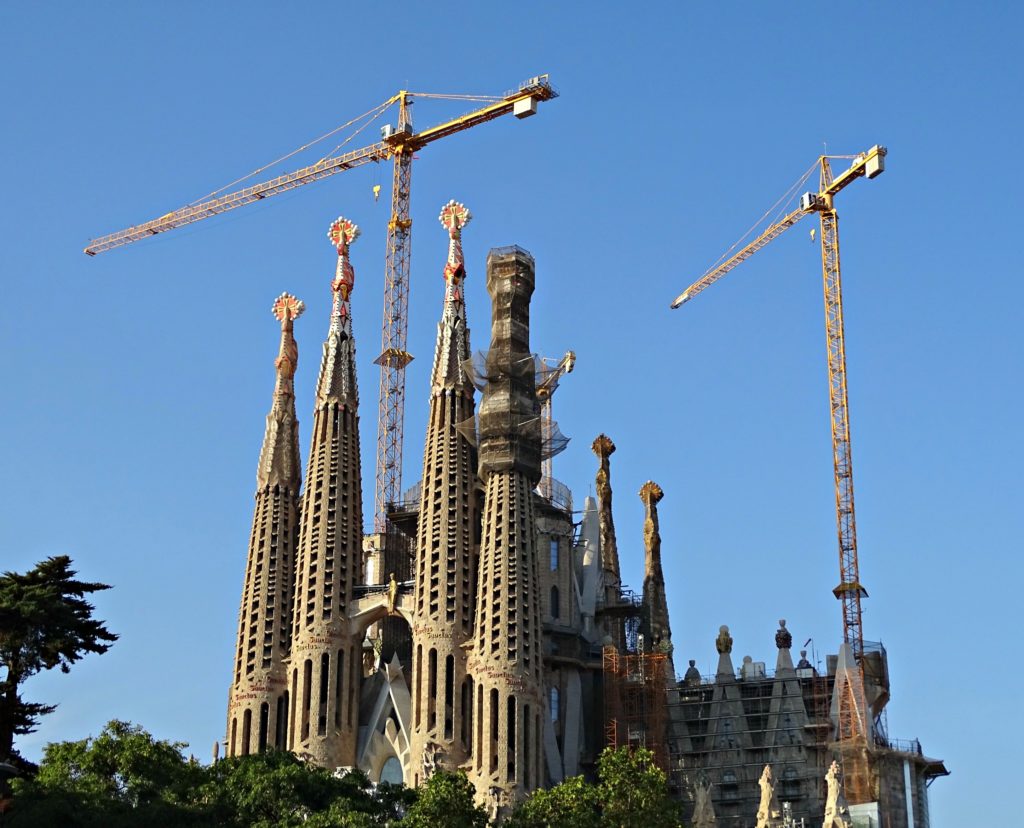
<box><xmin>2</xmin><ymin>3</ymin><xmax>1020</xmax><ymax>824</ymax></box>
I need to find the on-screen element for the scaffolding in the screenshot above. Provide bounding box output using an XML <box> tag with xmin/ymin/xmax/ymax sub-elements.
<box><xmin>602</xmin><ymin>647</ymin><xmax>671</xmax><ymax>774</ymax></box>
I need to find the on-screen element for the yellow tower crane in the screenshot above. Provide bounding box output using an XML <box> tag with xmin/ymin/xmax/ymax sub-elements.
<box><xmin>671</xmin><ymin>145</ymin><xmax>887</xmax><ymax>804</ymax></box>
<box><xmin>84</xmin><ymin>76</ymin><xmax>559</xmax><ymax>535</ymax></box>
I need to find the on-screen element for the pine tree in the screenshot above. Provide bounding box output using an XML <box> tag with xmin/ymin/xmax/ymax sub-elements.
<box><xmin>0</xmin><ymin>556</ymin><xmax>117</xmax><ymax>761</ymax></box>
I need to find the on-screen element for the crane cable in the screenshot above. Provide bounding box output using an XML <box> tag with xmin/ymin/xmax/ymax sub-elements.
<box><xmin>188</xmin><ymin>98</ymin><xmax>396</xmax><ymax>206</ymax></box>
<box><xmin>701</xmin><ymin>159</ymin><xmax>819</xmax><ymax>277</ymax></box>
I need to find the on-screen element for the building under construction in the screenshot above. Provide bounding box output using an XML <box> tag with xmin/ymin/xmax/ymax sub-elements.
<box><xmin>221</xmin><ymin>200</ymin><xmax>947</xmax><ymax>824</ymax></box>
<box><xmin>79</xmin><ymin>68</ymin><xmax>946</xmax><ymax>822</ymax></box>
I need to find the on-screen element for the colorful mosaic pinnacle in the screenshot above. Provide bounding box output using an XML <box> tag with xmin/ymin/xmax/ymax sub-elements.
<box><xmin>439</xmin><ymin>199</ymin><xmax>471</xmax><ymax>234</ymax></box>
<box><xmin>272</xmin><ymin>292</ymin><xmax>306</xmax><ymax>323</ymax></box>
<box><xmin>439</xmin><ymin>201</ymin><xmax>471</xmax><ymax>289</ymax></box>
<box><xmin>327</xmin><ymin>216</ymin><xmax>360</xmax><ymax>249</ymax></box>
<box><xmin>329</xmin><ymin>214</ymin><xmax>362</xmax><ymax>321</ymax></box>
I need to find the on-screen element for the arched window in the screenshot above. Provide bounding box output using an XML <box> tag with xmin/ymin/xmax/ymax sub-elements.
<box><xmin>380</xmin><ymin>755</ymin><xmax>403</xmax><ymax>785</ymax></box>
<box><xmin>550</xmin><ymin>585</ymin><xmax>560</xmax><ymax>619</ymax></box>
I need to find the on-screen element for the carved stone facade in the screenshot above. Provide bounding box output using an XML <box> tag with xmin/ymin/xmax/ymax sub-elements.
<box><xmin>673</xmin><ymin>626</ymin><xmax>948</xmax><ymax>828</ymax></box>
<box><xmin>226</xmin><ymin>219</ymin><xmax>619</xmax><ymax>815</ymax></box>
<box><xmin>409</xmin><ymin>202</ymin><xmax>478</xmax><ymax>779</ymax></box>
<box><xmin>465</xmin><ymin>247</ymin><xmax>545</xmax><ymax>809</ymax></box>
<box><xmin>224</xmin><ymin>209</ymin><xmax>947</xmax><ymax>826</ymax></box>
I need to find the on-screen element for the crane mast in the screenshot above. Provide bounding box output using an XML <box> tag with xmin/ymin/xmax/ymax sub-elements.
<box><xmin>374</xmin><ymin>92</ymin><xmax>415</xmax><ymax>533</ymax></box>
<box><xmin>816</xmin><ymin>157</ymin><xmax>866</xmax><ymax>659</ymax></box>
<box><xmin>671</xmin><ymin>145</ymin><xmax>886</xmax><ymax>803</ymax></box>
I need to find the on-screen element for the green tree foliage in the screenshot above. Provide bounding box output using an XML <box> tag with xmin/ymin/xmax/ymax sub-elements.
<box><xmin>597</xmin><ymin>746</ymin><xmax>681</xmax><ymax>828</ymax></box>
<box><xmin>399</xmin><ymin>769</ymin><xmax>488</xmax><ymax>828</ymax></box>
<box><xmin>8</xmin><ymin>720</ymin><xmax>415</xmax><ymax>827</ymax></box>
<box><xmin>506</xmin><ymin>774</ymin><xmax>601</xmax><ymax>828</ymax></box>
<box><xmin>8</xmin><ymin>720</ymin><xmax>202</xmax><ymax>827</ymax></box>
<box><xmin>509</xmin><ymin>747</ymin><xmax>682</xmax><ymax>828</ymax></box>
<box><xmin>8</xmin><ymin>720</ymin><xmax>681</xmax><ymax>827</ymax></box>
<box><xmin>0</xmin><ymin>556</ymin><xmax>118</xmax><ymax>761</ymax></box>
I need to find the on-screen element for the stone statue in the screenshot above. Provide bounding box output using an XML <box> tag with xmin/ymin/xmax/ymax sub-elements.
<box><xmin>755</xmin><ymin>764</ymin><xmax>783</xmax><ymax>828</ymax></box>
<box><xmin>691</xmin><ymin>773</ymin><xmax>717</xmax><ymax>827</ymax></box>
<box><xmin>422</xmin><ymin>741</ymin><xmax>443</xmax><ymax>779</ymax></box>
<box><xmin>715</xmin><ymin>625</ymin><xmax>733</xmax><ymax>655</ymax></box>
<box><xmin>822</xmin><ymin>760</ymin><xmax>853</xmax><ymax>828</ymax></box>
<box><xmin>488</xmin><ymin>785</ymin><xmax>511</xmax><ymax>821</ymax></box>
<box><xmin>684</xmin><ymin>659</ymin><xmax>702</xmax><ymax>687</ymax></box>
<box><xmin>387</xmin><ymin>572</ymin><xmax>399</xmax><ymax>615</ymax></box>
<box><xmin>775</xmin><ymin>619</ymin><xmax>792</xmax><ymax>650</ymax></box>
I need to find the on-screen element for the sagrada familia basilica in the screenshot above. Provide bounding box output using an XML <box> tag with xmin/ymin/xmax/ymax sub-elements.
<box><xmin>223</xmin><ymin>203</ymin><xmax>946</xmax><ymax>826</ymax></box>
<box><xmin>224</xmin><ymin>202</ymin><xmax>642</xmax><ymax>815</ymax></box>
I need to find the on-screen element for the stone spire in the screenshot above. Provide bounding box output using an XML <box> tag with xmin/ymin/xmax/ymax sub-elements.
<box><xmin>467</xmin><ymin>246</ymin><xmax>544</xmax><ymax>814</ymax></box>
<box><xmin>640</xmin><ymin>481</ymin><xmax>673</xmax><ymax>658</ymax></box>
<box><xmin>316</xmin><ymin>216</ymin><xmax>360</xmax><ymax>406</ymax></box>
<box><xmin>430</xmin><ymin>200</ymin><xmax>472</xmax><ymax>390</ymax></box>
<box><xmin>289</xmin><ymin>217</ymin><xmax>365</xmax><ymax>768</ymax></box>
<box><xmin>227</xmin><ymin>293</ymin><xmax>305</xmax><ymax>757</ymax></box>
<box><xmin>410</xmin><ymin>201</ymin><xmax>479</xmax><ymax>780</ymax></box>
<box><xmin>592</xmin><ymin>434</ymin><xmax>621</xmax><ymax>592</ymax></box>
<box><xmin>592</xmin><ymin>434</ymin><xmax>624</xmax><ymax>649</ymax></box>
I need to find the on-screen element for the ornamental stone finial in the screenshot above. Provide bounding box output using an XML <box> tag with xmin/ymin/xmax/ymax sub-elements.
<box><xmin>327</xmin><ymin>215</ymin><xmax>360</xmax><ymax>250</ymax></box>
<box><xmin>327</xmin><ymin>216</ymin><xmax>359</xmax><ymax>301</ymax></box>
<box><xmin>317</xmin><ymin>216</ymin><xmax>360</xmax><ymax>403</ymax></box>
<box><xmin>439</xmin><ymin>199</ymin><xmax>472</xmax><ymax>235</ymax></box>
<box><xmin>775</xmin><ymin>619</ymin><xmax>793</xmax><ymax>650</ymax></box>
<box><xmin>438</xmin><ymin>200</ymin><xmax>470</xmax><ymax>290</ymax></box>
<box><xmin>716</xmin><ymin>625</ymin><xmax>733</xmax><ymax>654</ymax></box>
<box><xmin>592</xmin><ymin>433</ymin><xmax>616</xmax><ymax>459</ymax></box>
<box><xmin>639</xmin><ymin>480</ymin><xmax>664</xmax><ymax>505</ymax></box>
<box><xmin>270</xmin><ymin>293</ymin><xmax>304</xmax><ymax>398</ymax></box>
<box><xmin>272</xmin><ymin>292</ymin><xmax>306</xmax><ymax>324</ymax></box>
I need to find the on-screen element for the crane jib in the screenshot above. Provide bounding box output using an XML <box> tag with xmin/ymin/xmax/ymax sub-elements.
<box><xmin>82</xmin><ymin>77</ymin><xmax>557</xmax><ymax>257</ymax></box>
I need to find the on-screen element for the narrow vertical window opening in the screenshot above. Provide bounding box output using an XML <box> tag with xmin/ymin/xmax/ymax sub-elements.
<box><xmin>335</xmin><ymin>649</ymin><xmax>344</xmax><ymax>727</ymax></box>
<box><xmin>444</xmin><ymin>654</ymin><xmax>454</xmax><ymax>740</ymax></box>
<box><xmin>258</xmin><ymin>702</ymin><xmax>269</xmax><ymax>753</ymax></box>
<box><xmin>523</xmin><ymin>703</ymin><xmax>531</xmax><ymax>789</ymax></box>
<box><xmin>489</xmin><ymin>688</ymin><xmax>499</xmax><ymax>774</ymax></box>
<box><xmin>318</xmin><ymin>652</ymin><xmax>329</xmax><ymax>736</ymax></box>
<box><xmin>428</xmin><ymin>648</ymin><xmax>438</xmax><ymax>731</ymax></box>
<box><xmin>507</xmin><ymin>695</ymin><xmax>516</xmax><ymax>782</ymax></box>
<box><xmin>301</xmin><ymin>659</ymin><xmax>312</xmax><ymax>741</ymax></box>
<box><xmin>241</xmin><ymin>709</ymin><xmax>252</xmax><ymax>756</ymax></box>
<box><xmin>415</xmin><ymin>645</ymin><xmax>423</xmax><ymax>729</ymax></box>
